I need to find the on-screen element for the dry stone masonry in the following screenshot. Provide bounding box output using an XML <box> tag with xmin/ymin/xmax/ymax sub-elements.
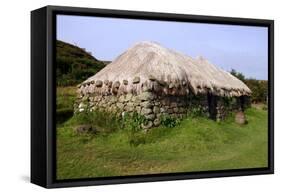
<box><xmin>75</xmin><ymin>41</ymin><xmax>252</xmax><ymax>129</ymax></box>
<box><xmin>75</xmin><ymin>77</ymin><xmax>193</xmax><ymax>129</ymax></box>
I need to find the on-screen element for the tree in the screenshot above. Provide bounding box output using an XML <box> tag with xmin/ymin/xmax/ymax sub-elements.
<box><xmin>230</xmin><ymin>69</ymin><xmax>245</xmax><ymax>82</ymax></box>
<box><xmin>244</xmin><ymin>79</ymin><xmax>267</xmax><ymax>103</ymax></box>
<box><xmin>230</xmin><ymin>69</ymin><xmax>267</xmax><ymax>104</ymax></box>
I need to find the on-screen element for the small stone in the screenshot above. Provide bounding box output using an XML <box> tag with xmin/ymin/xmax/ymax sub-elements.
<box><xmin>127</xmin><ymin>102</ymin><xmax>134</xmax><ymax>107</ymax></box>
<box><xmin>131</xmin><ymin>95</ymin><xmax>139</xmax><ymax>103</ymax></box>
<box><xmin>168</xmin><ymin>83</ymin><xmax>174</xmax><ymax>89</ymax></box>
<box><xmin>116</xmin><ymin>103</ymin><xmax>124</xmax><ymax>110</ymax></box>
<box><xmin>125</xmin><ymin>104</ymin><xmax>134</xmax><ymax>112</ymax></box>
<box><xmin>148</xmin><ymin>75</ymin><xmax>156</xmax><ymax>81</ymax></box>
<box><xmin>140</xmin><ymin>101</ymin><xmax>153</xmax><ymax>108</ymax></box>
<box><xmin>160</xmin><ymin>107</ymin><xmax>166</xmax><ymax>113</ymax></box>
<box><xmin>161</xmin><ymin>99</ymin><xmax>169</xmax><ymax>106</ymax></box>
<box><xmin>126</xmin><ymin>93</ymin><xmax>133</xmax><ymax>101</ymax></box>
<box><xmin>153</xmin><ymin>106</ymin><xmax>160</xmax><ymax>114</ymax></box>
<box><xmin>110</xmin><ymin>96</ymin><xmax>118</xmax><ymax>103</ymax></box>
<box><xmin>154</xmin><ymin>101</ymin><xmax>160</xmax><ymax>106</ymax></box>
<box><xmin>134</xmin><ymin>101</ymin><xmax>140</xmax><ymax>107</ymax></box>
<box><xmin>139</xmin><ymin>92</ymin><xmax>155</xmax><ymax>101</ymax></box>
<box><xmin>113</xmin><ymin>81</ymin><xmax>121</xmax><ymax>88</ymax></box>
<box><xmin>135</xmin><ymin>106</ymin><xmax>141</xmax><ymax>114</ymax></box>
<box><xmin>133</xmin><ymin>76</ymin><xmax>140</xmax><ymax>84</ymax></box>
<box><xmin>141</xmin><ymin>121</ymin><xmax>153</xmax><ymax>129</ymax></box>
<box><xmin>145</xmin><ymin>114</ymin><xmax>156</xmax><ymax>120</ymax></box>
<box><xmin>82</xmin><ymin>96</ymin><xmax>88</xmax><ymax>101</ymax></box>
<box><xmin>95</xmin><ymin>80</ymin><xmax>103</xmax><ymax>87</ymax></box>
<box><xmin>141</xmin><ymin>108</ymin><xmax>153</xmax><ymax>115</ymax></box>
<box><xmin>74</xmin><ymin>125</ymin><xmax>97</xmax><ymax>134</ymax></box>
<box><xmin>123</xmin><ymin>80</ymin><xmax>128</xmax><ymax>85</ymax></box>
<box><xmin>171</xmin><ymin>102</ymin><xmax>177</xmax><ymax>108</ymax></box>
<box><xmin>94</xmin><ymin>96</ymin><xmax>102</xmax><ymax>102</ymax></box>
<box><xmin>167</xmin><ymin>108</ymin><xmax>173</xmax><ymax>114</ymax></box>
<box><xmin>78</xmin><ymin>102</ymin><xmax>86</xmax><ymax>108</ymax></box>
<box><xmin>158</xmin><ymin>80</ymin><xmax>166</xmax><ymax>86</ymax></box>
<box><xmin>119</xmin><ymin>95</ymin><xmax>125</xmax><ymax>102</ymax></box>
<box><xmin>153</xmin><ymin>118</ymin><xmax>161</xmax><ymax>126</ymax></box>
<box><xmin>91</xmin><ymin>106</ymin><xmax>98</xmax><ymax>111</ymax></box>
<box><xmin>173</xmin><ymin>107</ymin><xmax>179</xmax><ymax>113</ymax></box>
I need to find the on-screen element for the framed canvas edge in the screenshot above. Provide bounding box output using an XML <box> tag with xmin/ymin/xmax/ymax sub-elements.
<box><xmin>34</xmin><ymin>5</ymin><xmax>274</xmax><ymax>188</ymax></box>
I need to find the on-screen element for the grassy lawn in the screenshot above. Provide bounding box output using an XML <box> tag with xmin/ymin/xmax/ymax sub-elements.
<box><xmin>56</xmin><ymin>87</ymin><xmax>268</xmax><ymax>180</ymax></box>
<box><xmin>56</xmin><ymin>86</ymin><xmax>77</xmax><ymax>124</ymax></box>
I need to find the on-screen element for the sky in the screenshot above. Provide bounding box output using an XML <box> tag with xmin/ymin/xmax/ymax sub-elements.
<box><xmin>57</xmin><ymin>15</ymin><xmax>268</xmax><ymax>80</ymax></box>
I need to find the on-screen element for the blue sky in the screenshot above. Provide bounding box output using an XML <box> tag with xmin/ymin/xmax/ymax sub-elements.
<box><xmin>57</xmin><ymin>15</ymin><xmax>268</xmax><ymax>80</ymax></box>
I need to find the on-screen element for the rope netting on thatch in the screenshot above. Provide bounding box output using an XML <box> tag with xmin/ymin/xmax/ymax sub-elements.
<box><xmin>78</xmin><ymin>41</ymin><xmax>251</xmax><ymax>97</ymax></box>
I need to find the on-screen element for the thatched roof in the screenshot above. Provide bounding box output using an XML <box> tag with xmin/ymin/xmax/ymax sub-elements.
<box><xmin>79</xmin><ymin>41</ymin><xmax>251</xmax><ymax>97</ymax></box>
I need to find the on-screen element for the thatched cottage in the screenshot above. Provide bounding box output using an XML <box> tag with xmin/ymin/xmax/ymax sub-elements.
<box><xmin>75</xmin><ymin>41</ymin><xmax>251</xmax><ymax>128</ymax></box>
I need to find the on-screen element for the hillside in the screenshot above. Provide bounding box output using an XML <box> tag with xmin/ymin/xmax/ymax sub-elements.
<box><xmin>56</xmin><ymin>40</ymin><xmax>106</xmax><ymax>86</ymax></box>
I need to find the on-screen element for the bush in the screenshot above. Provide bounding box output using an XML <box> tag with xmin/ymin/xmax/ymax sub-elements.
<box><xmin>122</xmin><ymin>112</ymin><xmax>147</xmax><ymax>131</ymax></box>
<box><xmin>188</xmin><ymin>106</ymin><xmax>206</xmax><ymax>118</ymax></box>
<box><xmin>122</xmin><ymin>112</ymin><xmax>148</xmax><ymax>146</ymax></box>
<box><xmin>230</xmin><ymin>69</ymin><xmax>268</xmax><ymax>104</ymax></box>
<box><xmin>160</xmin><ymin>115</ymin><xmax>181</xmax><ymax>128</ymax></box>
<box><xmin>245</xmin><ymin>79</ymin><xmax>268</xmax><ymax>104</ymax></box>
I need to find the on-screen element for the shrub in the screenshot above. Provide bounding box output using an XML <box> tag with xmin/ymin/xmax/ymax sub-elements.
<box><xmin>122</xmin><ymin>112</ymin><xmax>148</xmax><ymax>131</ymax></box>
<box><xmin>160</xmin><ymin>115</ymin><xmax>181</xmax><ymax>128</ymax></box>
<box><xmin>122</xmin><ymin>112</ymin><xmax>148</xmax><ymax>146</ymax></box>
<box><xmin>230</xmin><ymin>69</ymin><xmax>268</xmax><ymax>104</ymax></box>
<box><xmin>245</xmin><ymin>79</ymin><xmax>268</xmax><ymax>104</ymax></box>
<box><xmin>188</xmin><ymin>106</ymin><xmax>206</xmax><ymax>118</ymax></box>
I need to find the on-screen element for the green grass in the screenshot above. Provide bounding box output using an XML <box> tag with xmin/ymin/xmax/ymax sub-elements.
<box><xmin>56</xmin><ymin>86</ymin><xmax>76</xmax><ymax>124</ymax></box>
<box><xmin>56</xmin><ymin>105</ymin><xmax>268</xmax><ymax>180</ymax></box>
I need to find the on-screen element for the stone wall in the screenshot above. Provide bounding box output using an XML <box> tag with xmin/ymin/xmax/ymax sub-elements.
<box><xmin>75</xmin><ymin>91</ymin><xmax>193</xmax><ymax>129</ymax></box>
<box><xmin>215</xmin><ymin>96</ymin><xmax>251</xmax><ymax>121</ymax></box>
<box><xmin>74</xmin><ymin>90</ymin><xmax>246</xmax><ymax>129</ymax></box>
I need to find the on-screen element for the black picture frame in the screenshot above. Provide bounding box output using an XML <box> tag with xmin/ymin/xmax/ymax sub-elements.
<box><xmin>31</xmin><ymin>5</ymin><xmax>274</xmax><ymax>188</ymax></box>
